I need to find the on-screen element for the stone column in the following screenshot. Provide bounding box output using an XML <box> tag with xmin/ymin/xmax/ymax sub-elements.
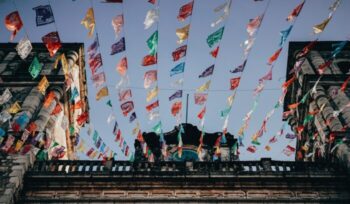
<box><xmin>329</xmin><ymin>86</ymin><xmax>350</xmax><ymax>126</ymax></box>
<box><xmin>309</xmin><ymin>51</ymin><xmax>342</xmax><ymax>74</ymax></box>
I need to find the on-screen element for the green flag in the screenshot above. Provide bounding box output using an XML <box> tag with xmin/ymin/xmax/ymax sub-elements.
<box><xmin>106</xmin><ymin>100</ymin><xmax>112</xmax><ymax>107</ymax></box>
<box><xmin>93</xmin><ymin>130</ymin><xmax>99</xmax><ymax>143</ymax></box>
<box><xmin>147</xmin><ymin>30</ymin><xmax>158</xmax><ymax>56</ymax></box>
<box><xmin>69</xmin><ymin>125</ymin><xmax>75</xmax><ymax>135</ymax></box>
<box><xmin>152</xmin><ymin>121</ymin><xmax>162</xmax><ymax>134</ymax></box>
<box><xmin>300</xmin><ymin>92</ymin><xmax>310</xmax><ymax>104</ymax></box>
<box><xmin>251</xmin><ymin>140</ymin><xmax>261</xmax><ymax>145</ymax></box>
<box><xmin>36</xmin><ymin>150</ymin><xmax>48</xmax><ymax>161</ymax></box>
<box><xmin>220</xmin><ymin>106</ymin><xmax>231</xmax><ymax>118</ymax></box>
<box><xmin>303</xmin><ymin>114</ymin><xmax>314</xmax><ymax>125</ymax></box>
<box><xmin>29</xmin><ymin>56</ymin><xmax>42</xmax><ymax>79</ymax></box>
<box><xmin>207</xmin><ymin>27</ymin><xmax>224</xmax><ymax>48</ymax></box>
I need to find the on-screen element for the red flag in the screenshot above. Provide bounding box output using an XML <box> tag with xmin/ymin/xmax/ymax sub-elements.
<box><xmin>137</xmin><ymin>130</ymin><xmax>144</xmax><ymax>142</ymax></box>
<box><xmin>171</xmin><ymin>101</ymin><xmax>182</xmax><ymax>116</ymax></box>
<box><xmin>42</xmin><ymin>32</ymin><xmax>62</xmax><ymax>57</ymax></box>
<box><xmin>115</xmin><ymin>129</ymin><xmax>121</xmax><ymax>141</ymax></box>
<box><xmin>148</xmin><ymin>0</ymin><xmax>156</xmax><ymax>4</ymax></box>
<box><xmin>88</xmin><ymin>53</ymin><xmax>103</xmax><ymax>74</ymax></box>
<box><xmin>341</xmin><ymin>75</ymin><xmax>350</xmax><ymax>92</ymax></box>
<box><xmin>318</xmin><ymin>60</ymin><xmax>332</xmax><ymax>74</ymax></box>
<box><xmin>286</xmin><ymin>1</ymin><xmax>305</xmax><ymax>22</ymax></box>
<box><xmin>288</xmin><ymin>102</ymin><xmax>300</xmax><ymax>109</ymax></box>
<box><xmin>120</xmin><ymin>101</ymin><xmax>134</xmax><ymax>116</ymax></box>
<box><xmin>230</xmin><ymin>77</ymin><xmax>241</xmax><ymax>90</ymax></box>
<box><xmin>246</xmin><ymin>146</ymin><xmax>257</xmax><ymax>153</ymax></box>
<box><xmin>177</xmin><ymin>1</ymin><xmax>194</xmax><ymax>21</ymax></box>
<box><xmin>71</xmin><ymin>100</ymin><xmax>84</xmax><ymax>110</ymax></box>
<box><xmin>297</xmin><ymin>40</ymin><xmax>317</xmax><ymax>58</ymax></box>
<box><xmin>172</xmin><ymin>45</ymin><xmax>187</xmax><ymax>61</ymax></box>
<box><xmin>146</xmin><ymin>100</ymin><xmax>159</xmax><ymax>112</ymax></box>
<box><xmin>51</xmin><ymin>103</ymin><xmax>62</xmax><ymax>115</ymax></box>
<box><xmin>268</xmin><ymin>48</ymin><xmax>282</xmax><ymax>65</ymax></box>
<box><xmin>142</xmin><ymin>54</ymin><xmax>157</xmax><ymax>66</ymax></box>
<box><xmin>77</xmin><ymin>112</ymin><xmax>89</xmax><ymax>126</ymax></box>
<box><xmin>282</xmin><ymin>75</ymin><xmax>296</xmax><ymax>90</ymax></box>
<box><xmin>27</xmin><ymin>122</ymin><xmax>37</xmax><ymax>136</ymax></box>
<box><xmin>210</xmin><ymin>46</ymin><xmax>219</xmax><ymax>58</ymax></box>
<box><xmin>5</xmin><ymin>11</ymin><xmax>23</xmax><ymax>41</ymax></box>
<box><xmin>269</xmin><ymin>136</ymin><xmax>277</xmax><ymax>143</ymax></box>
<box><xmin>197</xmin><ymin>106</ymin><xmax>206</xmax><ymax>120</ymax></box>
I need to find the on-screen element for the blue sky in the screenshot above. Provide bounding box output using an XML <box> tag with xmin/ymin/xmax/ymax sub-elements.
<box><xmin>1</xmin><ymin>0</ymin><xmax>349</xmax><ymax>161</ymax></box>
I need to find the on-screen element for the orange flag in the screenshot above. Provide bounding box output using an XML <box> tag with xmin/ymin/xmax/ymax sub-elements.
<box><xmin>341</xmin><ymin>76</ymin><xmax>350</xmax><ymax>92</ymax></box>
<box><xmin>5</xmin><ymin>11</ymin><xmax>23</xmax><ymax>41</ymax></box>
<box><xmin>268</xmin><ymin>48</ymin><xmax>282</xmax><ymax>65</ymax></box>
<box><xmin>286</xmin><ymin>1</ymin><xmax>305</xmax><ymax>22</ymax></box>
<box><xmin>171</xmin><ymin>101</ymin><xmax>182</xmax><ymax>116</ymax></box>
<box><xmin>288</xmin><ymin>102</ymin><xmax>300</xmax><ymax>109</ymax></box>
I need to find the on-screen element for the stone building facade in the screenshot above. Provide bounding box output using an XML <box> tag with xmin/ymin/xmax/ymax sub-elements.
<box><xmin>284</xmin><ymin>41</ymin><xmax>350</xmax><ymax>168</ymax></box>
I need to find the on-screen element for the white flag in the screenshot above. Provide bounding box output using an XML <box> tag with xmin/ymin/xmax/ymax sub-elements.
<box><xmin>16</xmin><ymin>37</ymin><xmax>32</xmax><ymax>60</ymax></box>
<box><xmin>211</xmin><ymin>0</ymin><xmax>232</xmax><ymax>27</ymax></box>
<box><xmin>0</xmin><ymin>88</ymin><xmax>12</xmax><ymax>105</ymax></box>
<box><xmin>144</xmin><ymin>9</ymin><xmax>159</xmax><ymax>30</ymax></box>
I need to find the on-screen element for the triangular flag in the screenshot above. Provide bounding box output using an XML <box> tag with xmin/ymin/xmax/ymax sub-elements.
<box><xmin>5</xmin><ymin>11</ymin><xmax>23</xmax><ymax>41</ymax></box>
<box><xmin>176</xmin><ymin>24</ymin><xmax>190</xmax><ymax>44</ymax></box>
<box><xmin>81</xmin><ymin>8</ymin><xmax>95</xmax><ymax>37</ymax></box>
<box><xmin>207</xmin><ymin>27</ymin><xmax>224</xmax><ymax>48</ymax></box>
<box><xmin>313</xmin><ymin>16</ymin><xmax>332</xmax><ymax>34</ymax></box>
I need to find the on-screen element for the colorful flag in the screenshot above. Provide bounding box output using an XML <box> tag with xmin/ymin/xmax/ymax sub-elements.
<box><xmin>267</xmin><ymin>48</ymin><xmax>282</xmax><ymax>65</ymax></box>
<box><xmin>246</xmin><ymin>145</ymin><xmax>257</xmax><ymax>153</ymax></box>
<box><xmin>230</xmin><ymin>77</ymin><xmax>240</xmax><ymax>90</ymax></box>
<box><xmin>96</xmin><ymin>86</ymin><xmax>109</xmax><ymax>101</ymax></box>
<box><xmin>297</xmin><ymin>40</ymin><xmax>318</xmax><ymax>59</ymax></box>
<box><xmin>144</xmin><ymin>9</ymin><xmax>158</xmax><ymax>29</ymax></box>
<box><xmin>16</xmin><ymin>37</ymin><xmax>32</xmax><ymax>60</ymax></box>
<box><xmin>42</xmin><ymin>32</ymin><xmax>61</xmax><ymax>57</ymax></box>
<box><xmin>120</xmin><ymin>101</ymin><xmax>134</xmax><ymax>116</ymax></box>
<box><xmin>220</xmin><ymin>106</ymin><xmax>231</xmax><ymax>118</ymax></box>
<box><xmin>171</xmin><ymin>78</ymin><xmax>184</xmax><ymax>88</ymax></box>
<box><xmin>88</xmin><ymin>53</ymin><xmax>103</xmax><ymax>74</ymax></box>
<box><xmin>313</xmin><ymin>16</ymin><xmax>332</xmax><ymax>34</ymax></box>
<box><xmin>144</xmin><ymin>70</ymin><xmax>157</xmax><ymax>88</ymax></box>
<box><xmin>8</xmin><ymin>101</ymin><xmax>21</xmax><ymax>114</ymax></box>
<box><xmin>106</xmin><ymin>100</ymin><xmax>112</xmax><ymax>107</ymax></box>
<box><xmin>172</xmin><ymin>45</ymin><xmax>187</xmax><ymax>61</ymax></box>
<box><xmin>5</xmin><ymin>11</ymin><xmax>23</xmax><ymax>41</ymax></box>
<box><xmin>286</xmin><ymin>1</ymin><xmax>305</xmax><ymax>22</ymax></box>
<box><xmin>152</xmin><ymin>121</ymin><xmax>162</xmax><ymax>134</ymax></box>
<box><xmin>77</xmin><ymin>112</ymin><xmax>89</xmax><ymax>126</ymax></box>
<box><xmin>196</xmin><ymin>80</ymin><xmax>211</xmax><ymax>92</ymax></box>
<box><xmin>70</xmin><ymin>87</ymin><xmax>79</xmax><ymax>102</ymax></box>
<box><xmin>33</xmin><ymin>5</ymin><xmax>54</xmax><ymax>26</ymax></box>
<box><xmin>253</xmin><ymin>82</ymin><xmax>264</xmax><ymax>96</ymax></box>
<box><xmin>282</xmin><ymin>145</ymin><xmax>295</xmax><ymax>156</ymax></box>
<box><xmin>142</xmin><ymin>54</ymin><xmax>157</xmax><ymax>66</ymax></box>
<box><xmin>129</xmin><ymin>112</ymin><xmax>137</xmax><ymax>123</ymax></box>
<box><xmin>331</xmin><ymin>41</ymin><xmax>347</xmax><ymax>58</ymax></box>
<box><xmin>210</xmin><ymin>46</ymin><xmax>219</xmax><ymax>58</ymax></box>
<box><xmin>107</xmin><ymin>113</ymin><xmax>115</xmax><ymax>124</ymax></box>
<box><xmin>318</xmin><ymin>60</ymin><xmax>332</xmax><ymax>74</ymax></box>
<box><xmin>329</xmin><ymin>0</ymin><xmax>341</xmax><ymax>12</ymax></box>
<box><xmin>110</xmin><ymin>37</ymin><xmax>125</xmax><ymax>55</ymax></box>
<box><xmin>101</xmin><ymin>0</ymin><xmax>123</xmax><ymax>2</ymax></box>
<box><xmin>279</xmin><ymin>25</ymin><xmax>293</xmax><ymax>46</ymax></box>
<box><xmin>118</xmin><ymin>89</ymin><xmax>132</xmax><ymax>101</ymax></box>
<box><xmin>341</xmin><ymin>76</ymin><xmax>350</xmax><ymax>92</ymax></box>
<box><xmin>197</xmin><ymin>106</ymin><xmax>206</xmax><ymax>120</ymax></box>
<box><xmin>116</xmin><ymin>57</ymin><xmax>128</xmax><ymax>76</ymax></box>
<box><xmin>115</xmin><ymin>75</ymin><xmax>130</xmax><ymax>89</ymax></box>
<box><xmin>177</xmin><ymin>1</ymin><xmax>194</xmax><ymax>21</ymax></box>
<box><xmin>91</xmin><ymin>72</ymin><xmax>106</xmax><ymax>88</ymax></box>
<box><xmin>148</xmin><ymin>110</ymin><xmax>160</xmax><ymax>121</ymax></box>
<box><xmin>43</xmin><ymin>91</ymin><xmax>56</xmax><ymax>108</ymax></box>
<box><xmin>71</xmin><ymin>100</ymin><xmax>84</xmax><ymax>110</ymax></box>
<box><xmin>0</xmin><ymin>110</ymin><xmax>12</xmax><ymax>123</ymax></box>
<box><xmin>148</xmin><ymin>0</ymin><xmax>156</xmax><ymax>4</ymax></box>
<box><xmin>28</xmin><ymin>57</ymin><xmax>42</xmax><ymax>79</ymax></box>
<box><xmin>247</xmin><ymin>15</ymin><xmax>263</xmax><ymax>37</ymax></box>
<box><xmin>54</xmin><ymin>54</ymin><xmax>68</xmax><ymax>75</ymax></box>
<box><xmin>171</xmin><ymin>101</ymin><xmax>182</xmax><ymax>116</ymax></box>
<box><xmin>176</xmin><ymin>24</ymin><xmax>190</xmax><ymax>44</ymax></box>
<box><xmin>146</xmin><ymin>86</ymin><xmax>159</xmax><ymax>102</ymax></box>
<box><xmin>227</xmin><ymin>95</ymin><xmax>235</xmax><ymax>106</ymax></box>
<box><xmin>211</xmin><ymin>0</ymin><xmax>232</xmax><ymax>27</ymax></box>
<box><xmin>230</xmin><ymin>60</ymin><xmax>247</xmax><ymax>74</ymax></box>
<box><xmin>112</xmin><ymin>14</ymin><xmax>123</xmax><ymax>38</ymax></box>
<box><xmin>259</xmin><ymin>68</ymin><xmax>272</xmax><ymax>82</ymax></box>
<box><xmin>170</xmin><ymin>62</ymin><xmax>185</xmax><ymax>76</ymax></box>
<box><xmin>146</xmin><ymin>100</ymin><xmax>159</xmax><ymax>112</ymax></box>
<box><xmin>147</xmin><ymin>31</ymin><xmax>158</xmax><ymax>56</ymax></box>
<box><xmin>207</xmin><ymin>27</ymin><xmax>224</xmax><ymax>48</ymax></box>
<box><xmin>169</xmin><ymin>90</ymin><xmax>183</xmax><ymax>101</ymax></box>
<box><xmin>88</xmin><ymin>37</ymin><xmax>99</xmax><ymax>58</ymax></box>
<box><xmin>81</xmin><ymin>8</ymin><xmax>95</xmax><ymax>37</ymax></box>
<box><xmin>51</xmin><ymin>103</ymin><xmax>62</xmax><ymax>115</ymax></box>
<box><xmin>242</xmin><ymin>38</ymin><xmax>255</xmax><ymax>57</ymax></box>
<box><xmin>194</xmin><ymin>93</ymin><xmax>208</xmax><ymax>105</ymax></box>
<box><xmin>38</xmin><ymin>76</ymin><xmax>49</xmax><ymax>95</ymax></box>
<box><xmin>199</xmin><ymin>65</ymin><xmax>214</xmax><ymax>78</ymax></box>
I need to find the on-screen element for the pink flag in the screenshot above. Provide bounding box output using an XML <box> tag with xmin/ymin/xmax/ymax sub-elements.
<box><xmin>120</xmin><ymin>101</ymin><xmax>134</xmax><ymax>116</ymax></box>
<box><xmin>144</xmin><ymin>70</ymin><xmax>157</xmax><ymax>89</ymax></box>
<box><xmin>91</xmin><ymin>72</ymin><xmax>105</xmax><ymax>88</ymax></box>
<box><xmin>259</xmin><ymin>68</ymin><xmax>272</xmax><ymax>83</ymax></box>
<box><xmin>247</xmin><ymin>15</ymin><xmax>262</xmax><ymax>37</ymax></box>
<box><xmin>194</xmin><ymin>93</ymin><xmax>208</xmax><ymax>105</ymax></box>
<box><xmin>116</xmin><ymin>57</ymin><xmax>127</xmax><ymax>76</ymax></box>
<box><xmin>118</xmin><ymin>89</ymin><xmax>132</xmax><ymax>101</ymax></box>
<box><xmin>112</xmin><ymin>14</ymin><xmax>123</xmax><ymax>38</ymax></box>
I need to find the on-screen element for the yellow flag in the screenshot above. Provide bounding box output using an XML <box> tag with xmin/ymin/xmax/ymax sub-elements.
<box><xmin>176</xmin><ymin>24</ymin><xmax>190</xmax><ymax>44</ymax></box>
<box><xmin>8</xmin><ymin>101</ymin><xmax>21</xmax><ymax>114</ymax></box>
<box><xmin>146</xmin><ymin>86</ymin><xmax>158</xmax><ymax>102</ymax></box>
<box><xmin>15</xmin><ymin>140</ymin><xmax>24</xmax><ymax>152</ymax></box>
<box><xmin>227</xmin><ymin>95</ymin><xmax>235</xmax><ymax>106</ymax></box>
<box><xmin>96</xmin><ymin>86</ymin><xmax>109</xmax><ymax>101</ymax></box>
<box><xmin>196</xmin><ymin>80</ymin><xmax>211</xmax><ymax>92</ymax></box>
<box><xmin>81</xmin><ymin>8</ymin><xmax>95</xmax><ymax>37</ymax></box>
<box><xmin>54</xmin><ymin>53</ymin><xmax>69</xmax><ymax>75</ymax></box>
<box><xmin>77</xmin><ymin>140</ymin><xmax>86</xmax><ymax>152</ymax></box>
<box><xmin>313</xmin><ymin>16</ymin><xmax>332</xmax><ymax>34</ymax></box>
<box><xmin>132</xmin><ymin>122</ymin><xmax>140</xmax><ymax>135</ymax></box>
<box><xmin>38</xmin><ymin>76</ymin><xmax>49</xmax><ymax>95</ymax></box>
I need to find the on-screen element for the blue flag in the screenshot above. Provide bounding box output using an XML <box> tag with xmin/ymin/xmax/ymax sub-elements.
<box><xmin>331</xmin><ymin>41</ymin><xmax>347</xmax><ymax>58</ymax></box>
<box><xmin>170</xmin><ymin>62</ymin><xmax>185</xmax><ymax>76</ymax></box>
<box><xmin>279</xmin><ymin>25</ymin><xmax>293</xmax><ymax>46</ymax></box>
<box><xmin>110</xmin><ymin>37</ymin><xmax>125</xmax><ymax>55</ymax></box>
<box><xmin>230</xmin><ymin>60</ymin><xmax>247</xmax><ymax>74</ymax></box>
<box><xmin>129</xmin><ymin>112</ymin><xmax>137</xmax><ymax>123</ymax></box>
<box><xmin>199</xmin><ymin>65</ymin><xmax>214</xmax><ymax>78</ymax></box>
<box><xmin>33</xmin><ymin>5</ymin><xmax>55</xmax><ymax>26</ymax></box>
<box><xmin>169</xmin><ymin>90</ymin><xmax>183</xmax><ymax>101</ymax></box>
